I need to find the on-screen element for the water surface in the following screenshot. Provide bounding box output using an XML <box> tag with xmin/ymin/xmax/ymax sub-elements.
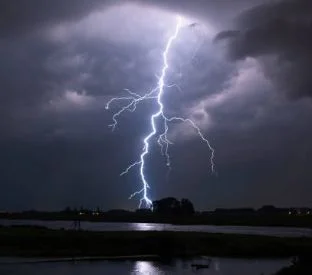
<box><xmin>1</xmin><ymin>219</ymin><xmax>311</xmax><ymax>237</ymax></box>
<box><xmin>0</xmin><ymin>257</ymin><xmax>290</xmax><ymax>275</ymax></box>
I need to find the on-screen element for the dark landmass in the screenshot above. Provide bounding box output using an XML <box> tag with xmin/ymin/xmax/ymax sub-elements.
<box><xmin>1</xmin><ymin>210</ymin><xmax>312</xmax><ymax>228</ymax></box>
<box><xmin>2</xmin><ymin>199</ymin><xmax>312</xmax><ymax>228</ymax></box>
<box><xmin>276</xmin><ymin>255</ymin><xmax>312</xmax><ymax>275</ymax></box>
<box><xmin>1</xmin><ymin>225</ymin><xmax>312</xmax><ymax>258</ymax></box>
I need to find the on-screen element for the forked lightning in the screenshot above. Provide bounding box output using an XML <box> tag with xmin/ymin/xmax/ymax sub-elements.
<box><xmin>106</xmin><ymin>16</ymin><xmax>214</xmax><ymax>208</ymax></box>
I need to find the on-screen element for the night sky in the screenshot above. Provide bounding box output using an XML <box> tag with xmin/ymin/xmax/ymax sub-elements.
<box><xmin>1</xmin><ymin>0</ymin><xmax>312</xmax><ymax>211</ymax></box>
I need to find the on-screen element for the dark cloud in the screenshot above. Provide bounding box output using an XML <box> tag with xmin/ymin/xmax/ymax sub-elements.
<box><xmin>0</xmin><ymin>0</ymin><xmax>312</xmax><ymax>210</ymax></box>
<box><xmin>0</xmin><ymin>0</ymin><xmax>111</xmax><ymax>37</ymax></box>
<box><xmin>214</xmin><ymin>30</ymin><xmax>240</xmax><ymax>41</ymax></box>
<box><xmin>216</xmin><ymin>0</ymin><xmax>312</xmax><ymax>98</ymax></box>
<box><xmin>137</xmin><ymin>0</ymin><xmax>263</xmax><ymax>28</ymax></box>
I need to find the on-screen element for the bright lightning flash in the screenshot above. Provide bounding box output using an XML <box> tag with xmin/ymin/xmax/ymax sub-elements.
<box><xmin>106</xmin><ymin>16</ymin><xmax>215</xmax><ymax>208</ymax></box>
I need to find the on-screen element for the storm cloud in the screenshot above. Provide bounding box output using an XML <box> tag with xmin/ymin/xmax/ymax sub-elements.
<box><xmin>216</xmin><ymin>0</ymin><xmax>312</xmax><ymax>99</ymax></box>
<box><xmin>0</xmin><ymin>0</ymin><xmax>311</xmax><ymax>211</ymax></box>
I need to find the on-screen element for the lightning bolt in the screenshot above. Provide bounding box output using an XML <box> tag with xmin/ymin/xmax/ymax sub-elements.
<box><xmin>106</xmin><ymin>16</ymin><xmax>215</xmax><ymax>208</ymax></box>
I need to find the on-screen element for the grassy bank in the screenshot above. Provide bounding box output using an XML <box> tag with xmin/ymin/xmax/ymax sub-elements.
<box><xmin>2</xmin><ymin>213</ymin><xmax>312</xmax><ymax>228</ymax></box>
<box><xmin>0</xmin><ymin>226</ymin><xmax>312</xmax><ymax>258</ymax></box>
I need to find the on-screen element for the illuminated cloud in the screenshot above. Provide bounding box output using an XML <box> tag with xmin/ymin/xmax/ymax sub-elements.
<box><xmin>48</xmin><ymin>90</ymin><xmax>95</xmax><ymax>111</ymax></box>
<box><xmin>0</xmin><ymin>0</ymin><xmax>312</xmax><ymax>210</ymax></box>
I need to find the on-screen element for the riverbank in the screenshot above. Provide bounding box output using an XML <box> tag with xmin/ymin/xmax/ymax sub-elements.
<box><xmin>0</xmin><ymin>225</ymin><xmax>312</xmax><ymax>258</ymax></box>
<box><xmin>2</xmin><ymin>212</ymin><xmax>312</xmax><ymax>228</ymax></box>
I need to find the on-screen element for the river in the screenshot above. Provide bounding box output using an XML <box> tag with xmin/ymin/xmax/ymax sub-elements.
<box><xmin>0</xmin><ymin>257</ymin><xmax>290</xmax><ymax>275</ymax></box>
<box><xmin>0</xmin><ymin>219</ymin><xmax>311</xmax><ymax>237</ymax></box>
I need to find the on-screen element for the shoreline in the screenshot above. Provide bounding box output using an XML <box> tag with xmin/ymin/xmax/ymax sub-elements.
<box><xmin>0</xmin><ymin>255</ymin><xmax>161</xmax><ymax>264</ymax></box>
<box><xmin>0</xmin><ymin>255</ymin><xmax>290</xmax><ymax>264</ymax></box>
<box><xmin>0</xmin><ymin>226</ymin><xmax>312</xmax><ymax>259</ymax></box>
<box><xmin>1</xmin><ymin>216</ymin><xmax>312</xmax><ymax>229</ymax></box>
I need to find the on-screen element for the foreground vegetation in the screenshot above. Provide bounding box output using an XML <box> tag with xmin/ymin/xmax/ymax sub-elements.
<box><xmin>2</xmin><ymin>212</ymin><xmax>312</xmax><ymax>228</ymax></box>
<box><xmin>2</xmin><ymin>199</ymin><xmax>312</xmax><ymax>228</ymax></box>
<box><xmin>1</xmin><ymin>225</ymin><xmax>312</xmax><ymax>258</ymax></box>
<box><xmin>276</xmin><ymin>256</ymin><xmax>312</xmax><ymax>275</ymax></box>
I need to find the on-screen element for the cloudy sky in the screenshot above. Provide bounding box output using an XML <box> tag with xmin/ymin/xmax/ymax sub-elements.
<box><xmin>1</xmin><ymin>0</ymin><xmax>312</xmax><ymax>211</ymax></box>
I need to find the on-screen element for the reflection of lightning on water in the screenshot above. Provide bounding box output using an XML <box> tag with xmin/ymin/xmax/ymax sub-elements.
<box><xmin>106</xmin><ymin>16</ymin><xmax>215</xmax><ymax>208</ymax></box>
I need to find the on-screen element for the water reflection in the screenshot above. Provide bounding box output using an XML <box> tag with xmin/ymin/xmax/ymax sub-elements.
<box><xmin>131</xmin><ymin>223</ymin><xmax>160</xmax><ymax>231</ymax></box>
<box><xmin>0</xmin><ymin>257</ymin><xmax>290</xmax><ymax>275</ymax></box>
<box><xmin>130</xmin><ymin>223</ymin><xmax>170</xmax><ymax>231</ymax></box>
<box><xmin>215</xmin><ymin>260</ymin><xmax>220</xmax><ymax>272</ymax></box>
<box><xmin>132</xmin><ymin>261</ymin><xmax>164</xmax><ymax>274</ymax></box>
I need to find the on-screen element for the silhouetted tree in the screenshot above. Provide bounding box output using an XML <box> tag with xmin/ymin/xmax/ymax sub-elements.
<box><xmin>136</xmin><ymin>208</ymin><xmax>152</xmax><ymax>214</ymax></box>
<box><xmin>258</xmin><ymin>205</ymin><xmax>277</xmax><ymax>214</ymax></box>
<box><xmin>153</xmin><ymin>197</ymin><xmax>181</xmax><ymax>215</ymax></box>
<box><xmin>63</xmin><ymin>206</ymin><xmax>72</xmax><ymax>213</ymax></box>
<box><xmin>180</xmin><ymin>198</ymin><xmax>195</xmax><ymax>215</ymax></box>
<box><xmin>153</xmin><ymin>197</ymin><xmax>195</xmax><ymax>216</ymax></box>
